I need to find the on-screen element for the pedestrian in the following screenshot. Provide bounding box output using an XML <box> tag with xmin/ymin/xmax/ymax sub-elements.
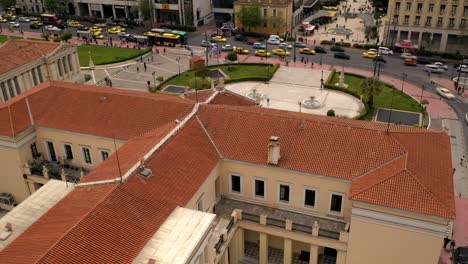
<box><xmin>311</xmin><ymin>61</ymin><xmax>314</xmax><ymax>68</ymax></box>
<box><xmin>450</xmin><ymin>239</ymin><xmax>456</xmax><ymax>251</ymax></box>
<box><xmin>140</xmin><ymin>56</ymin><xmax>143</xmax><ymax>63</ymax></box>
<box><xmin>444</xmin><ymin>237</ymin><xmax>450</xmax><ymax>250</ymax></box>
<box><xmin>163</xmin><ymin>48</ymin><xmax>166</xmax><ymax>54</ymax></box>
<box><xmin>151</xmin><ymin>55</ymin><xmax>154</xmax><ymax>62</ymax></box>
<box><xmin>301</xmin><ymin>57</ymin><xmax>304</xmax><ymax>63</ymax></box>
<box><xmin>147</xmin><ymin>80</ymin><xmax>150</xmax><ymax>89</ymax></box>
<box><xmin>453</xmin><ymin>168</ymin><xmax>456</xmax><ymax>175</ymax></box>
<box><xmin>267</xmin><ymin>97</ymin><xmax>270</xmax><ymax>106</ymax></box>
<box><xmin>137</xmin><ymin>67</ymin><xmax>139</xmax><ymax>74</ymax></box>
<box><xmin>461</xmin><ymin>157</ymin><xmax>464</xmax><ymax>166</ymax></box>
<box><xmin>144</xmin><ymin>62</ymin><xmax>147</xmax><ymax>72</ymax></box>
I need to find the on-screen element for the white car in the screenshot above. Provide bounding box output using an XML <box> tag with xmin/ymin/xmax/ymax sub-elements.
<box><xmin>378</xmin><ymin>47</ymin><xmax>393</xmax><ymax>55</ymax></box>
<box><xmin>400</xmin><ymin>53</ymin><xmax>417</xmax><ymax>60</ymax></box>
<box><xmin>279</xmin><ymin>42</ymin><xmax>293</xmax><ymax>50</ymax></box>
<box><xmin>424</xmin><ymin>64</ymin><xmax>445</xmax><ymax>73</ymax></box>
<box><xmin>458</xmin><ymin>65</ymin><xmax>468</xmax><ymax>73</ymax></box>
<box><xmin>18</xmin><ymin>16</ymin><xmax>31</xmax><ymax>22</ymax></box>
<box><xmin>45</xmin><ymin>25</ymin><xmax>61</xmax><ymax>31</ymax></box>
<box><xmin>432</xmin><ymin>62</ymin><xmax>448</xmax><ymax>70</ymax></box>
<box><xmin>221</xmin><ymin>44</ymin><xmax>234</xmax><ymax>51</ymax></box>
<box><xmin>9</xmin><ymin>22</ymin><xmax>20</xmax><ymax>28</ymax></box>
<box><xmin>267</xmin><ymin>38</ymin><xmax>280</xmax><ymax>45</ymax></box>
<box><xmin>436</xmin><ymin>87</ymin><xmax>455</xmax><ymax>99</ymax></box>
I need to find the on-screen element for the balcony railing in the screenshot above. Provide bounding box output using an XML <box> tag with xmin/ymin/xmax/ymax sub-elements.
<box><xmin>414</xmin><ymin>21</ymin><xmax>420</xmax><ymax>25</ymax></box>
<box><xmin>448</xmin><ymin>23</ymin><xmax>455</xmax><ymax>28</ymax></box>
<box><xmin>267</xmin><ymin>217</ymin><xmax>286</xmax><ymax>229</ymax></box>
<box><xmin>243</xmin><ymin>212</ymin><xmax>260</xmax><ymax>223</ymax></box>
<box><xmin>318</xmin><ymin>229</ymin><xmax>341</xmax><ymax>240</ymax></box>
<box><xmin>436</xmin><ymin>22</ymin><xmax>443</xmax><ymax>27</ymax></box>
<box><xmin>214</xmin><ymin>235</ymin><xmax>224</xmax><ymax>254</ymax></box>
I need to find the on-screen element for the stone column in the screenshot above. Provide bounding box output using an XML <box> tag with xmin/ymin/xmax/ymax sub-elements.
<box><xmin>407</xmin><ymin>31</ymin><xmax>411</xmax><ymax>40</ymax></box>
<box><xmin>336</xmin><ymin>250</ymin><xmax>347</xmax><ymax>264</ymax></box>
<box><xmin>309</xmin><ymin>245</ymin><xmax>319</xmax><ymax>264</ymax></box>
<box><xmin>229</xmin><ymin>232</ymin><xmax>239</xmax><ymax>264</ymax></box>
<box><xmin>259</xmin><ymin>232</ymin><xmax>268</xmax><ymax>264</ymax></box>
<box><xmin>417</xmin><ymin>32</ymin><xmax>423</xmax><ymax>47</ymax></box>
<box><xmin>57</xmin><ymin>59</ymin><xmax>65</xmax><ymax>79</ymax></box>
<box><xmin>439</xmin><ymin>32</ymin><xmax>448</xmax><ymax>52</ymax></box>
<box><xmin>238</xmin><ymin>227</ymin><xmax>245</xmax><ymax>259</ymax></box>
<box><xmin>112</xmin><ymin>5</ymin><xmax>117</xmax><ymax>19</ymax></box>
<box><xmin>284</xmin><ymin>239</ymin><xmax>292</xmax><ymax>264</ymax></box>
<box><xmin>99</xmin><ymin>4</ymin><xmax>104</xmax><ymax>18</ymax></box>
<box><xmin>219</xmin><ymin>250</ymin><xmax>228</xmax><ymax>264</ymax></box>
<box><xmin>88</xmin><ymin>3</ymin><xmax>93</xmax><ymax>17</ymax></box>
<box><xmin>396</xmin><ymin>30</ymin><xmax>401</xmax><ymax>43</ymax></box>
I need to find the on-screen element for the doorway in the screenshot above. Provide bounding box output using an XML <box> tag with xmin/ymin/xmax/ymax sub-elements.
<box><xmin>47</xmin><ymin>141</ymin><xmax>57</xmax><ymax>161</ymax></box>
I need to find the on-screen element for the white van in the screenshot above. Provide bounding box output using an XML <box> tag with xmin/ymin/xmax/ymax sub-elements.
<box><xmin>378</xmin><ymin>47</ymin><xmax>393</xmax><ymax>55</ymax></box>
<box><xmin>267</xmin><ymin>35</ymin><xmax>283</xmax><ymax>45</ymax></box>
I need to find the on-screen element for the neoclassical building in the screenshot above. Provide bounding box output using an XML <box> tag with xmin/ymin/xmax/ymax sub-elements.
<box><xmin>0</xmin><ymin>39</ymin><xmax>82</xmax><ymax>103</ymax></box>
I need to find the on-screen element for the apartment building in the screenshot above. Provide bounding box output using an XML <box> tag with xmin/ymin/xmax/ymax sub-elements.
<box><xmin>0</xmin><ymin>39</ymin><xmax>81</xmax><ymax>103</ymax></box>
<box><xmin>234</xmin><ymin>0</ymin><xmax>293</xmax><ymax>35</ymax></box>
<box><xmin>16</xmin><ymin>0</ymin><xmax>46</xmax><ymax>13</ymax></box>
<box><xmin>383</xmin><ymin>0</ymin><xmax>468</xmax><ymax>52</ymax></box>
<box><xmin>0</xmin><ymin>81</ymin><xmax>455</xmax><ymax>264</ymax></box>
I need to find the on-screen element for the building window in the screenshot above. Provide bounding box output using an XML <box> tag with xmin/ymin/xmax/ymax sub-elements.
<box><xmin>82</xmin><ymin>147</ymin><xmax>92</xmax><ymax>164</ymax></box>
<box><xmin>13</xmin><ymin>77</ymin><xmax>20</xmax><ymax>95</ymax></box>
<box><xmin>437</xmin><ymin>17</ymin><xmax>443</xmax><ymax>26</ymax></box>
<box><xmin>64</xmin><ymin>144</ymin><xmax>74</xmax><ymax>160</ymax></box>
<box><xmin>449</xmin><ymin>18</ymin><xmax>455</xmax><ymax>27</ymax></box>
<box><xmin>440</xmin><ymin>4</ymin><xmax>446</xmax><ymax>14</ymax></box>
<box><xmin>405</xmin><ymin>2</ymin><xmax>411</xmax><ymax>11</ymax></box>
<box><xmin>197</xmin><ymin>196</ymin><xmax>203</xmax><ymax>211</ymax></box>
<box><xmin>428</xmin><ymin>4</ymin><xmax>434</xmax><ymax>12</ymax></box>
<box><xmin>416</xmin><ymin>3</ymin><xmax>422</xmax><ymax>13</ymax></box>
<box><xmin>393</xmin><ymin>15</ymin><xmax>399</xmax><ymax>23</ymax></box>
<box><xmin>395</xmin><ymin>2</ymin><xmax>400</xmax><ymax>10</ymax></box>
<box><xmin>263</xmin><ymin>22</ymin><xmax>267</xmax><ymax>27</ymax></box>
<box><xmin>254</xmin><ymin>179</ymin><xmax>265</xmax><ymax>198</ymax></box>
<box><xmin>330</xmin><ymin>193</ymin><xmax>343</xmax><ymax>214</ymax></box>
<box><xmin>426</xmin><ymin>16</ymin><xmax>432</xmax><ymax>25</ymax></box>
<box><xmin>31</xmin><ymin>68</ymin><xmax>38</xmax><ymax>86</ymax></box>
<box><xmin>263</xmin><ymin>8</ymin><xmax>267</xmax><ymax>17</ymax></box>
<box><xmin>30</xmin><ymin>142</ymin><xmax>39</xmax><ymax>159</ymax></box>
<box><xmin>0</xmin><ymin>82</ymin><xmax>8</xmax><ymax>101</ymax></box>
<box><xmin>279</xmin><ymin>184</ymin><xmax>290</xmax><ymax>203</ymax></box>
<box><xmin>272</xmin><ymin>8</ymin><xmax>277</xmax><ymax>16</ymax></box>
<box><xmin>304</xmin><ymin>188</ymin><xmax>317</xmax><ymax>208</ymax></box>
<box><xmin>403</xmin><ymin>15</ymin><xmax>409</xmax><ymax>24</ymax></box>
<box><xmin>415</xmin><ymin>16</ymin><xmax>420</xmax><ymax>25</ymax></box>
<box><xmin>101</xmin><ymin>151</ymin><xmax>109</xmax><ymax>161</ymax></box>
<box><xmin>37</xmin><ymin>66</ymin><xmax>43</xmax><ymax>83</ymax></box>
<box><xmin>231</xmin><ymin>175</ymin><xmax>241</xmax><ymax>193</ymax></box>
<box><xmin>7</xmin><ymin>79</ymin><xmax>15</xmax><ymax>98</ymax></box>
<box><xmin>47</xmin><ymin>141</ymin><xmax>57</xmax><ymax>161</ymax></box>
<box><xmin>451</xmin><ymin>5</ymin><xmax>457</xmax><ymax>15</ymax></box>
<box><xmin>464</xmin><ymin>6</ymin><xmax>468</xmax><ymax>16</ymax></box>
<box><xmin>461</xmin><ymin>19</ymin><xmax>466</xmax><ymax>28</ymax></box>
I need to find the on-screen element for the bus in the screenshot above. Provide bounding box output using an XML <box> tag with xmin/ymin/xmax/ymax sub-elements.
<box><xmin>40</xmin><ymin>14</ymin><xmax>62</xmax><ymax>26</ymax></box>
<box><xmin>144</xmin><ymin>31</ymin><xmax>181</xmax><ymax>47</ymax></box>
<box><xmin>150</xmin><ymin>28</ymin><xmax>188</xmax><ymax>45</ymax></box>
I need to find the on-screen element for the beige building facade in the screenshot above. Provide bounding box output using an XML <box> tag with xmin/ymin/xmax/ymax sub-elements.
<box><xmin>0</xmin><ymin>39</ymin><xmax>82</xmax><ymax>103</ymax></box>
<box><xmin>383</xmin><ymin>0</ymin><xmax>468</xmax><ymax>52</ymax></box>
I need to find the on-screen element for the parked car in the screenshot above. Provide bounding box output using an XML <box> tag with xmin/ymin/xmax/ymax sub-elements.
<box><xmin>400</xmin><ymin>53</ymin><xmax>417</xmax><ymax>60</ymax></box>
<box><xmin>294</xmin><ymin>42</ymin><xmax>306</xmax><ymax>48</ymax></box>
<box><xmin>424</xmin><ymin>64</ymin><xmax>445</xmax><ymax>73</ymax></box>
<box><xmin>458</xmin><ymin>65</ymin><xmax>468</xmax><ymax>73</ymax></box>
<box><xmin>200</xmin><ymin>40</ymin><xmax>212</xmax><ymax>47</ymax></box>
<box><xmin>9</xmin><ymin>21</ymin><xmax>20</xmax><ymax>28</ymax></box>
<box><xmin>299</xmin><ymin>48</ymin><xmax>316</xmax><ymax>55</ymax></box>
<box><xmin>378</xmin><ymin>47</ymin><xmax>393</xmax><ymax>55</ymax></box>
<box><xmin>278</xmin><ymin>42</ymin><xmax>293</xmax><ymax>50</ymax></box>
<box><xmin>234</xmin><ymin>34</ymin><xmax>245</xmax><ymax>41</ymax></box>
<box><xmin>267</xmin><ymin>38</ymin><xmax>281</xmax><ymax>45</ymax></box>
<box><xmin>30</xmin><ymin>22</ymin><xmax>41</xmax><ymax>29</ymax></box>
<box><xmin>221</xmin><ymin>44</ymin><xmax>234</xmax><ymax>51</ymax></box>
<box><xmin>211</xmin><ymin>35</ymin><xmax>227</xmax><ymax>42</ymax></box>
<box><xmin>18</xmin><ymin>16</ymin><xmax>31</xmax><ymax>22</ymax></box>
<box><xmin>330</xmin><ymin>46</ymin><xmax>345</xmax><ymax>52</ymax></box>
<box><xmin>432</xmin><ymin>62</ymin><xmax>448</xmax><ymax>70</ymax></box>
<box><xmin>272</xmin><ymin>48</ymin><xmax>290</xmax><ymax>56</ymax></box>
<box><xmin>435</xmin><ymin>87</ymin><xmax>455</xmax><ymax>99</ymax></box>
<box><xmin>233</xmin><ymin>47</ymin><xmax>249</xmax><ymax>54</ymax></box>
<box><xmin>362</xmin><ymin>51</ymin><xmax>379</xmax><ymax>58</ymax></box>
<box><xmin>417</xmin><ymin>57</ymin><xmax>432</xmax><ymax>65</ymax></box>
<box><xmin>404</xmin><ymin>59</ymin><xmax>417</xmax><ymax>66</ymax></box>
<box><xmin>254</xmin><ymin>50</ymin><xmax>271</xmax><ymax>57</ymax></box>
<box><xmin>268</xmin><ymin>34</ymin><xmax>283</xmax><ymax>43</ymax></box>
<box><xmin>334</xmin><ymin>52</ymin><xmax>350</xmax><ymax>60</ymax></box>
<box><xmin>253</xmin><ymin>42</ymin><xmax>266</xmax><ymax>49</ymax></box>
<box><xmin>29</xmin><ymin>17</ymin><xmax>39</xmax><ymax>21</ymax></box>
<box><xmin>314</xmin><ymin>46</ymin><xmax>327</xmax><ymax>53</ymax></box>
<box><xmin>454</xmin><ymin>247</ymin><xmax>468</xmax><ymax>264</ymax></box>
<box><xmin>246</xmin><ymin>38</ymin><xmax>255</xmax><ymax>45</ymax></box>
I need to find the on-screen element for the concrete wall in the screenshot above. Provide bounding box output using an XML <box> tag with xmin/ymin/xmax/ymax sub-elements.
<box><xmin>220</xmin><ymin>160</ymin><xmax>352</xmax><ymax>221</ymax></box>
<box><xmin>0</xmin><ymin>144</ymin><xmax>30</xmax><ymax>202</ymax></box>
<box><xmin>186</xmin><ymin>163</ymin><xmax>221</xmax><ymax>213</ymax></box>
<box><xmin>346</xmin><ymin>217</ymin><xmax>443</xmax><ymax>264</ymax></box>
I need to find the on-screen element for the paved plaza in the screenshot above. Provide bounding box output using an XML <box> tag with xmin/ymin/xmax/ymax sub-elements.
<box><xmin>226</xmin><ymin>67</ymin><xmax>364</xmax><ymax>118</ymax></box>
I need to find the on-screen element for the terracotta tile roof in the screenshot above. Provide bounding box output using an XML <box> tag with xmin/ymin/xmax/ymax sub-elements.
<box><xmin>210</xmin><ymin>91</ymin><xmax>258</xmax><ymax>106</ymax></box>
<box><xmin>0</xmin><ymin>40</ymin><xmax>60</xmax><ymax>76</ymax></box>
<box><xmin>0</xmin><ymin>118</ymin><xmax>220</xmax><ymax>264</ymax></box>
<box><xmin>0</xmin><ymin>81</ymin><xmax>195</xmax><ymax>139</ymax></box>
<box><xmin>185</xmin><ymin>89</ymin><xmax>215</xmax><ymax>103</ymax></box>
<box><xmin>197</xmin><ymin>104</ymin><xmax>407</xmax><ymax>179</ymax></box>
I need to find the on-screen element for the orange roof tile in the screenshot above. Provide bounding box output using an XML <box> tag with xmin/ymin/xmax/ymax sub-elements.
<box><xmin>185</xmin><ymin>89</ymin><xmax>215</xmax><ymax>103</ymax></box>
<box><xmin>0</xmin><ymin>81</ymin><xmax>195</xmax><ymax>139</ymax></box>
<box><xmin>0</xmin><ymin>118</ymin><xmax>220</xmax><ymax>264</ymax></box>
<box><xmin>210</xmin><ymin>91</ymin><xmax>257</xmax><ymax>106</ymax></box>
<box><xmin>0</xmin><ymin>40</ymin><xmax>60</xmax><ymax>75</ymax></box>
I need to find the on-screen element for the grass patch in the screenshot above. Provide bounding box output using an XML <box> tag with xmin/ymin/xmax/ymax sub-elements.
<box><xmin>165</xmin><ymin>64</ymin><xmax>276</xmax><ymax>89</ymax></box>
<box><xmin>0</xmin><ymin>35</ymin><xmax>22</xmax><ymax>44</ymax></box>
<box><xmin>77</xmin><ymin>45</ymin><xmax>152</xmax><ymax>67</ymax></box>
<box><xmin>330</xmin><ymin>73</ymin><xmax>422</xmax><ymax>120</ymax></box>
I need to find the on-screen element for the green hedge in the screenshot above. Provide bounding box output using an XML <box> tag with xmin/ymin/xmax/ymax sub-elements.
<box><xmin>320</xmin><ymin>40</ymin><xmax>334</xmax><ymax>45</ymax></box>
<box><xmin>335</xmin><ymin>42</ymin><xmax>352</xmax><ymax>47</ymax></box>
<box><xmin>415</xmin><ymin>49</ymin><xmax>466</xmax><ymax>60</ymax></box>
<box><xmin>352</xmin><ymin>43</ymin><xmax>380</xmax><ymax>50</ymax></box>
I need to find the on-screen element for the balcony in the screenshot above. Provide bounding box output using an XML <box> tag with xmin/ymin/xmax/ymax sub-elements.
<box><xmin>439</xmin><ymin>10</ymin><xmax>445</xmax><ymax>15</ymax></box>
<box><xmin>25</xmin><ymin>157</ymin><xmax>89</xmax><ymax>183</ymax></box>
<box><xmin>414</xmin><ymin>21</ymin><xmax>420</xmax><ymax>25</ymax></box>
<box><xmin>448</xmin><ymin>23</ymin><xmax>455</xmax><ymax>28</ymax></box>
<box><xmin>403</xmin><ymin>21</ymin><xmax>409</xmax><ymax>25</ymax></box>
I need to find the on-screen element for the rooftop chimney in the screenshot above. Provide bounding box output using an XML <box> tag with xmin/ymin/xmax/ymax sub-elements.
<box><xmin>268</xmin><ymin>136</ymin><xmax>281</xmax><ymax>165</ymax></box>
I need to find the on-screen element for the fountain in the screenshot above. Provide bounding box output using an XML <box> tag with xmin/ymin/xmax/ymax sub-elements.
<box><xmin>246</xmin><ymin>88</ymin><xmax>263</xmax><ymax>102</ymax></box>
<box><xmin>302</xmin><ymin>96</ymin><xmax>322</xmax><ymax>109</ymax></box>
<box><xmin>326</xmin><ymin>26</ymin><xmax>353</xmax><ymax>36</ymax></box>
<box><xmin>335</xmin><ymin>69</ymin><xmax>348</xmax><ymax>88</ymax></box>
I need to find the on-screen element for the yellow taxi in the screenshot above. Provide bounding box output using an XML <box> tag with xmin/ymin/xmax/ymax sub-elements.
<box><xmin>362</xmin><ymin>51</ymin><xmax>379</xmax><ymax>58</ymax></box>
<box><xmin>4</xmin><ymin>14</ymin><xmax>16</xmax><ymax>20</ymax></box>
<box><xmin>0</xmin><ymin>18</ymin><xmax>7</xmax><ymax>23</ymax></box>
<box><xmin>211</xmin><ymin>35</ymin><xmax>227</xmax><ymax>42</ymax></box>
<box><xmin>272</xmin><ymin>48</ymin><xmax>290</xmax><ymax>56</ymax></box>
<box><xmin>90</xmin><ymin>25</ymin><xmax>102</xmax><ymax>32</ymax></box>
<box><xmin>94</xmin><ymin>34</ymin><xmax>105</xmax><ymax>39</ymax></box>
<box><xmin>108</xmin><ymin>26</ymin><xmax>126</xmax><ymax>34</ymax></box>
<box><xmin>32</xmin><ymin>21</ymin><xmax>44</xmax><ymax>26</ymax></box>
<box><xmin>144</xmin><ymin>31</ymin><xmax>158</xmax><ymax>37</ymax></box>
<box><xmin>254</xmin><ymin>50</ymin><xmax>271</xmax><ymax>57</ymax></box>
<box><xmin>233</xmin><ymin>47</ymin><xmax>249</xmax><ymax>54</ymax></box>
<box><xmin>299</xmin><ymin>47</ymin><xmax>316</xmax><ymax>55</ymax></box>
<box><xmin>67</xmin><ymin>20</ymin><xmax>82</xmax><ymax>27</ymax></box>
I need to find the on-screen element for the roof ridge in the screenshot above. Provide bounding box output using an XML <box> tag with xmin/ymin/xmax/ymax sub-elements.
<box><xmin>35</xmin><ymin>184</ymin><xmax>120</xmax><ymax>263</ymax></box>
<box><xmin>195</xmin><ymin>115</ymin><xmax>224</xmax><ymax>158</ymax></box>
<box><xmin>405</xmin><ymin>169</ymin><xmax>455</xmax><ymax>217</ymax></box>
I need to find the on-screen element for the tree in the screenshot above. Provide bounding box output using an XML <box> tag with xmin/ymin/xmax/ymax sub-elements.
<box><xmin>327</xmin><ymin>109</ymin><xmax>336</xmax><ymax>116</ymax></box>
<box><xmin>59</xmin><ymin>32</ymin><xmax>72</xmax><ymax>42</ymax></box>
<box><xmin>138</xmin><ymin>0</ymin><xmax>151</xmax><ymax>20</ymax></box>
<box><xmin>236</xmin><ymin>5</ymin><xmax>263</xmax><ymax>32</ymax></box>
<box><xmin>227</xmin><ymin>51</ymin><xmax>237</xmax><ymax>62</ymax></box>
<box><xmin>0</xmin><ymin>0</ymin><xmax>15</xmax><ymax>9</ymax></box>
<box><xmin>44</xmin><ymin>0</ymin><xmax>68</xmax><ymax>16</ymax></box>
<box><xmin>189</xmin><ymin>77</ymin><xmax>210</xmax><ymax>90</ymax></box>
<box><xmin>360</xmin><ymin>77</ymin><xmax>384</xmax><ymax>107</ymax></box>
<box><xmin>194</xmin><ymin>67</ymin><xmax>211</xmax><ymax>78</ymax></box>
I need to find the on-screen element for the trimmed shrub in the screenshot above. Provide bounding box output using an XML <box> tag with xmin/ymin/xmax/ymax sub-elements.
<box><xmin>336</xmin><ymin>42</ymin><xmax>351</xmax><ymax>47</ymax></box>
<box><xmin>59</xmin><ymin>32</ymin><xmax>73</xmax><ymax>42</ymax></box>
<box><xmin>321</xmin><ymin>40</ymin><xmax>334</xmax><ymax>45</ymax></box>
<box><xmin>156</xmin><ymin>76</ymin><xmax>164</xmax><ymax>82</ymax></box>
<box><xmin>188</xmin><ymin>77</ymin><xmax>210</xmax><ymax>90</ymax></box>
<box><xmin>227</xmin><ymin>51</ymin><xmax>238</xmax><ymax>62</ymax></box>
<box><xmin>53</xmin><ymin>37</ymin><xmax>61</xmax><ymax>42</ymax></box>
<box><xmin>327</xmin><ymin>109</ymin><xmax>336</xmax><ymax>116</ymax></box>
<box><xmin>363</xmin><ymin>44</ymin><xmax>379</xmax><ymax>49</ymax></box>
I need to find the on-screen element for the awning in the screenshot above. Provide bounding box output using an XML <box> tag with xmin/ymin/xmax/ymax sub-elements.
<box><xmin>395</xmin><ymin>40</ymin><xmax>418</xmax><ymax>49</ymax></box>
<box><xmin>302</xmin><ymin>22</ymin><xmax>316</xmax><ymax>31</ymax></box>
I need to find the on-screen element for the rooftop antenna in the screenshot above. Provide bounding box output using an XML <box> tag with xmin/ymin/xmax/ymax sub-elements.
<box><xmin>113</xmin><ymin>134</ymin><xmax>123</xmax><ymax>183</ymax></box>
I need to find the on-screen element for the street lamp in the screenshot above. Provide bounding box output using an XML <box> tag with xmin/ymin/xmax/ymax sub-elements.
<box><xmin>400</xmin><ymin>73</ymin><xmax>407</xmax><ymax>93</ymax></box>
<box><xmin>176</xmin><ymin>57</ymin><xmax>181</xmax><ymax>75</ymax></box>
<box><xmin>152</xmin><ymin>71</ymin><xmax>156</xmax><ymax>84</ymax></box>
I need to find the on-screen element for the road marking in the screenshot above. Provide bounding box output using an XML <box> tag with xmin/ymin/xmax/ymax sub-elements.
<box><xmin>159</xmin><ymin>55</ymin><xmax>190</xmax><ymax>69</ymax></box>
<box><xmin>112</xmin><ymin>77</ymin><xmax>148</xmax><ymax>84</ymax></box>
<box><xmin>121</xmin><ymin>69</ymin><xmax>154</xmax><ymax>77</ymax></box>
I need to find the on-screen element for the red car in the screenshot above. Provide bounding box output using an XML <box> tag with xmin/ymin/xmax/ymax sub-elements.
<box><xmin>404</xmin><ymin>58</ymin><xmax>417</xmax><ymax>66</ymax></box>
<box><xmin>246</xmin><ymin>38</ymin><xmax>255</xmax><ymax>45</ymax></box>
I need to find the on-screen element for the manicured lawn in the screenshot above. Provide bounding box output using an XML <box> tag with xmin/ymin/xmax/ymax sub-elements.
<box><xmin>77</xmin><ymin>45</ymin><xmax>152</xmax><ymax>67</ymax></box>
<box><xmin>165</xmin><ymin>64</ymin><xmax>275</xmax><ymax>88</ymax></box>
<box><xmin>0</xmin><ymin>35</ymin><xmax>22</xmax><ymax>44</ymax></box>
<box><xmin>330</xmin><ymin>73</ymin><xmax>422</xmax><ymax>120</ymax></box>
